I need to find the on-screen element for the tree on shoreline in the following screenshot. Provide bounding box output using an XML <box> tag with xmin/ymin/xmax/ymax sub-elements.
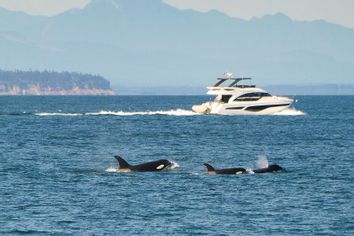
<box><xmin>0</xmin><ymin>69</ymin><xmax>111</xmax><ymax>91</ymax></box>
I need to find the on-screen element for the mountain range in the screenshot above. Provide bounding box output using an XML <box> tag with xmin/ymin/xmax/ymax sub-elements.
<box><xmin>1</xmin><ymin>0</ymin><xmax>354</xmax><ymax>93</ymax></box>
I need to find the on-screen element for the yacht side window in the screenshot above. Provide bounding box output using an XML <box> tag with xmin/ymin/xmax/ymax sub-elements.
<box><xmin>221</xmin><ymin>95</ymin><xmax>232</xmax><ymax>103</ymax></box>
<box><xmin>234</xmin><ymin>92</ymin><xmax>268</xmax><ymax>101</ymax></box>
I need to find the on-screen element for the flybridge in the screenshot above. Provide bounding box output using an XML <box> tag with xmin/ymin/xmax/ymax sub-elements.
<box><xmin>213</xmin><ymin>77</ymin><xmax>255</xmax><ymax>88</ymax></box>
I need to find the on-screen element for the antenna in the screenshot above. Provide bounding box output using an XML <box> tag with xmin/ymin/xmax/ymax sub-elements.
<box><xmin>223</xmin><ymin>71</ymin><xmax>233</xmax><ymax>79</ymax></box>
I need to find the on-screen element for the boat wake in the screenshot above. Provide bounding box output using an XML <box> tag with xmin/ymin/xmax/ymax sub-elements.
<box><xmin>33</xmin><ymin>108</ymin><xmax>305</xmax><ymax>117</ymax></box>
<box><xmin>86</xmin><ymin>109</ymin><xmax>199</xmax><ymax>116</ymax></box>
<box><xmin>36</xmin><ymin>112</ymin><xmax>82</xmax><ymax>116</ymax></box>
<box><xmin>273</xmin><ymin>108</ymin><xmax>307</xmax><ymax>116</ymax></box>
<box><xmin>35</xmin><ymin>109</ymin><xmax>199</xmax><ymax>117</ymax></box>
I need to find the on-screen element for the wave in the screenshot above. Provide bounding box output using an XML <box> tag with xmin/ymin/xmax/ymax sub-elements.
<box><xmin>105</xmin><ymin>166</ymin><xmax>119</xmax><ymax>172</ymax></box>
<box><xmin>273</xmin><ymin>108</ymin><xmax>307</xmax><ymax>116</ymax></box>
<box><xmin>0</xmin><ymin>112</ymin><xmax>31</xmax><ymax>116</ymax></box>
<box><xmin>170</xmin><ymin>161</ymin><xmax>180</xmax><ymax>169</ymax></box>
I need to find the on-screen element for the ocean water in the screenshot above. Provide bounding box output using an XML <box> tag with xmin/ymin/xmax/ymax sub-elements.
<box><xmin>0</xmin><ymin>96</ymin><xmax>353</xmax><ymax>235</ymax></box>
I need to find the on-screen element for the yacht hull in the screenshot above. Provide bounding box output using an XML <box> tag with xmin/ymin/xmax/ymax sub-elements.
<box><xmin>193</xmin><ymin>98</ymin><xmax>293</xmax><ymax>115</ymax></box>
<box><xmin>210</xmin><ymin>102</ymin><xmax>292</xmax><ymax>115</ymax></box>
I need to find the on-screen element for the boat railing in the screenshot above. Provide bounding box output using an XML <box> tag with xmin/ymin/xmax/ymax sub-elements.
<box><xmin>235</xmin><ymin>85</ymin><xmax>256</xmax><ymax>88</ymax></box>
<box><xmin>213</xmin><ymin>77</ymin><xmax>253</xmax><ymax>87</ymax></box>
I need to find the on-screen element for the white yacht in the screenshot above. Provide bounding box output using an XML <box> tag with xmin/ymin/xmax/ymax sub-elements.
<box><xmin>192</xmin><ymin>73</ymin><xmax>293</xmax><ymax>115</ymax></box>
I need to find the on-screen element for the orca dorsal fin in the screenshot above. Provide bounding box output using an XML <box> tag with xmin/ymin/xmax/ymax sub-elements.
<box><xmin>204</xmin><ymin>163</ymin><xmax>215</xmax><ymax>171</ymax></box>
<box><xmin>114</xmin><ymin>155</ymin><xmax>131</xmax><ymax>168</ymax></box>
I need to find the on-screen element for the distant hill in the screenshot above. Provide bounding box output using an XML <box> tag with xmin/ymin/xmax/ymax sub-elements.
<box><xmin>0</xmin><ymin>70</ymin><xmax>115</xmax><ymax>95</ymax></box>
<box><xmin>0</xmin><ymin>0</ymin><xmax>354</xmax><ymax>91</ymax></box>
<box><xmin>114</xmin><ymin>84</ymin><xmax>354</xmax><ymax>95</ymax></box>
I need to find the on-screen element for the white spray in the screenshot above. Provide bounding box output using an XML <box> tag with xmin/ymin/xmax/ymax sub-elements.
<box><xmin>256</xmin><ymin>155</ymin><xmax>269</xmax><ymax>169</ymax></box>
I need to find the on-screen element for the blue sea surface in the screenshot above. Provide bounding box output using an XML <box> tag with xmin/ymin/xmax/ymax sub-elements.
<box><xmin>0</xmin><ymin>96</ymin><xmax>353</xmax><ymax>235</ymax></box>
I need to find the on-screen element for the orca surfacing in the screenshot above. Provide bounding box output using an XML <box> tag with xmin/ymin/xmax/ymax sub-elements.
<box><xmin>204</xmin><ymin>163</ymin><xmax>285</xmax><ymax>175</ymax></box>
<box><xmin>253</xmin><ymin>164</ymin><xmax>284</xmax><ymax>173</ymax></box>
<box><xmin>114</xmin><ymin>155</ymin><xmax>172</xmax><ymax>172</ymax></box>
<box><xmin>204</xmin><ymin>163</ymin><xmax>247</xmax><ymax>175</ymax></box>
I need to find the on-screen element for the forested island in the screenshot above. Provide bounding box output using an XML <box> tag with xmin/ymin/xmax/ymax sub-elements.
<box><xmin>0</xmin><ymin>70</ymin><xmax>115</xmax><ymax>95</ymax></box>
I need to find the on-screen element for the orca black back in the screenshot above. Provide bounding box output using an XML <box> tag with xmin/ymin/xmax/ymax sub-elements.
<box><xmin>132</xmin><ymin>159</ymin><xmax>171</xmax><ymax>172</ymax></box>
<box><xmin>253</xmin><ymin>164</ymin><xmax>284</xmax><ymax>173</ymax></box>
<box><xmin>114</xmin><ymin>155</ymin><xmax>171</xmax><ymax>172</ymax></box>
<box><xmin>204</xmin><ymin>163</ymin><xmax>246</xmax><ymax>175</ymax></box>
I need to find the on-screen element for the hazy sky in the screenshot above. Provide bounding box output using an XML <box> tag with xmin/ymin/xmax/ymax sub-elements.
<box><xmin>0</xmin><ymin>0</ymin><xmax>353</xmax><ymax>29</ymax></box>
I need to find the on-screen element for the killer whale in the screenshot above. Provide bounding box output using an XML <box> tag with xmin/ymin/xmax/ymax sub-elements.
<box><xmin>204</xmin><ymin>163</ymin><xmax>285</xmax><ymax>175</ymax></box>
<box><xmin>204</xmin><ymin>163</ymin><xmax>247</xmax><ymax>175</ymax></box>
<box><xmin>253</xmin><ymin>164</ymin><xmax>284</xmax><ymax>173</ymax></box>
<box><xmin>114</xmin><ymin>155</ymin><xmax>172</xmax><ymax>172</ymax></box>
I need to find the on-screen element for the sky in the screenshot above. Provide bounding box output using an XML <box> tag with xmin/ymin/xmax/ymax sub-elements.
<box><xmin>0</xmin><ymin>0</ymin><xmax>353</xmax><ymax>29</ymax></box>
